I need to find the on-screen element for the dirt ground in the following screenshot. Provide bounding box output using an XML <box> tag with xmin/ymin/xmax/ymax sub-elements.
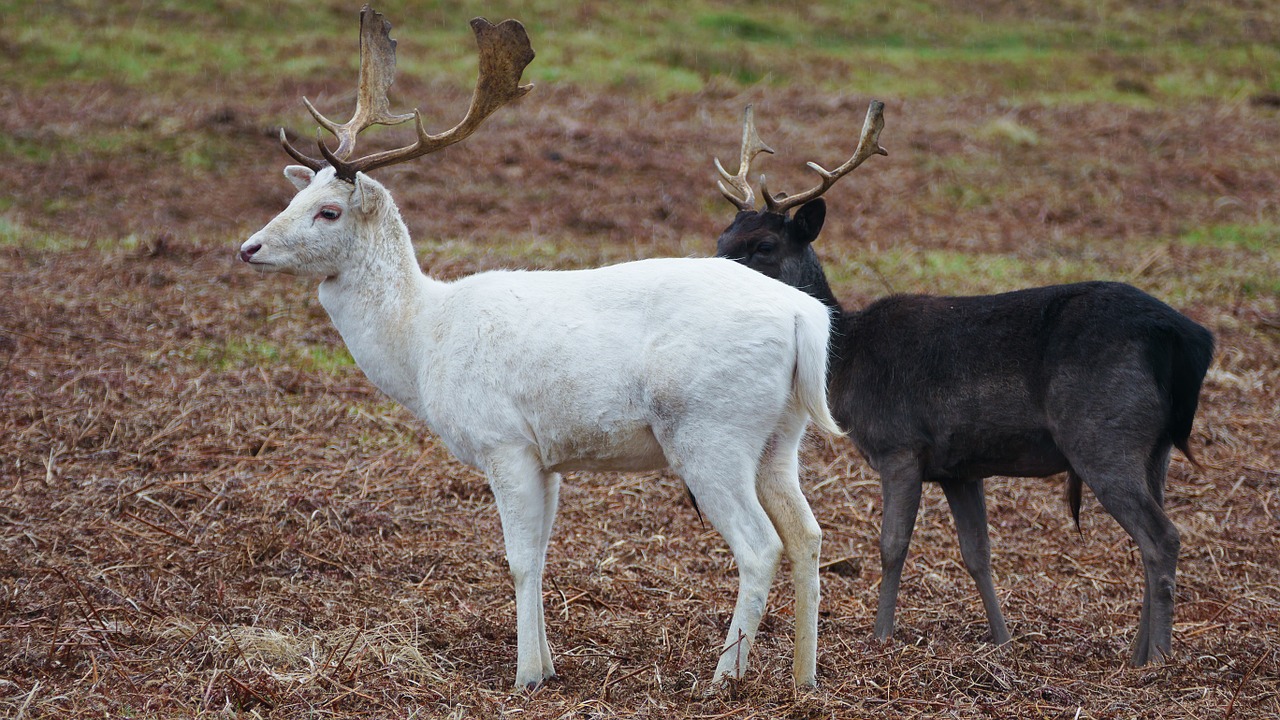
<box><xmin>2</xmin><ymin>73</ymin><xmax>1279</xmax><ymax>718</ymax></box>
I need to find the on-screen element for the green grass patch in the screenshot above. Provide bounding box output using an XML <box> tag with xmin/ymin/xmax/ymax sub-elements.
<box><xmin>186</xmin><ymin>339</ymin><xmax>354</xmax><ymax>373</ymax></box>
<box><xmin>0</xmin><ymin>217</ymin><xmax>86</xmax><ymax>252</ymax></box>
<box><xmin>821</xmin><ymin>247</ymin><xmax>1112</xmax><ymax>298</ymax></box>
<box><xmin>306</xmin><ymin>345</ymin><xmax>358</xmax><ymax>374</ymax></box>
<box><xmin>0</xmin><ymin>132</ymin><xmax>57</xmax><ymax>164</ymax></box>
<box><xmin>1178</xmin><ymin>223</ymin><xmax>1279</xmax><ymax>253</ymax></box>
<box><xmin>698</xmin><ymin>12</ymin><xmax>794</xmax><ymax>44</ymax></box>
<box><xmin>1167</xmin><ymin>222</ymin><xmax>1280</xmax><ymax>302</ymax></box>
<box><xmin>189</xmin><ymin>339</ymin><xmax>281</xmax><ymax>371</ymax></box>
<box><xmin>5</xmin><ymin>0</ymin><xmax>1276</xmax><ymax>103</ymax></box>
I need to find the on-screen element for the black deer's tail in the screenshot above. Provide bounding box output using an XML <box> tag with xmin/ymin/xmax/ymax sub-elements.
<box><xmin>1066</xmin><ymin>471</ymin><xmax>1084</xmax><ymax>533</ymax></box>
<box><xmin>1165</xmin><ymin>319</ymin><xmax>1215</xmax><ymax>467</ymax></box>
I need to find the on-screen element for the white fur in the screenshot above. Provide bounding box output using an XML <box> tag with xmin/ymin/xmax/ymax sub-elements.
<box><xmin>241</xmin><ymin>165</ymin><xmax>842</xmax><ymax>688</ymax></box>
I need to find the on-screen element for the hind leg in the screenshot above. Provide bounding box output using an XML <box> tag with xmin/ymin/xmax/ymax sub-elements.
<box><xmin>1072</xmin><ymin>452</ymin><xmax>1179</xmax><ymax>666</ymax></box>
<box><xmin>535</xmin><ymin>470</ymin><xmax>561</xmax><ymax>678</ymax></box>
<box><xmin>1048</xmin><ymin>351</ymin><xmax>1183</xmax><ymax>665</ymax></box>
<box><xmin>1129</xmin><ymin>445</ymin><xmax>1175</xmax><ymax>664</ymax></box>
<box><xmin>873</xmin><ymin>453</ymin><xmax>924</xmax><ymax>641</ymax></box>
<box><xmin>756</xmin><ymin>416</ymin><xmax>822</xmax><ymax>687</ymax></box>
<box><xmin>662</xmin><ymin>432</ymin><xmax>784</xmax><ymax>684</ymax></box>
<box><xmin>941</xmin><ymin>478</ymin><xmax>1010</xmax><ymax>644</ymax></box>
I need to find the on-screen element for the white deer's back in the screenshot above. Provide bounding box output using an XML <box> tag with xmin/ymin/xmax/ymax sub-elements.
<box><xmin>409</xmin><ymin>257</ymin><xmax>818</xmax><ymax>471</ymax></box>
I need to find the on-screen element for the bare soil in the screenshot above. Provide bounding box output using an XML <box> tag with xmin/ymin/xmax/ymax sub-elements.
<box><xmin>1</xmin><ymin>78</ymin><xmax>1278</xmax><ymax>718</ymax></box>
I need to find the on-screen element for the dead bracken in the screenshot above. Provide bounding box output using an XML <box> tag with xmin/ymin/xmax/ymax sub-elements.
<box><xmin>2</xmin><ymin>10</ymin><xmax>1279</xmax><ymax>720</ymax></box>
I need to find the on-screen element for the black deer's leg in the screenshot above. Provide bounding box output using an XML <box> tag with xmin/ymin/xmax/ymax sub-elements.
<box><xmin>941</xmin><ymin>477</ymin><xmax>1011</xmax><ymax>644</ymax></box>
<box><xmin>1133</xmin><ymin>444</ymin><xmax>1176</xmax><ymax>663</ymax></box>
<box><xmin>1050</xmin><ymin>351</ymin><xmax>1182</xmax><ymax>666</ymax></box>
<box><xmin>874</xmin><ymin>455</ymin><xmax>925</xmax><ymax>641</ymax></box>
<box><xmin>1074</xmin><ymin>455</ymin><xmax>1179</xmax><ymax>666</ymax></box>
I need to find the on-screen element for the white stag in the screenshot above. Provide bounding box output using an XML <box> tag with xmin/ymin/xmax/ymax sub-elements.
<box><xmin>239</xmin><ymin>7</ymin><xmax>841</xmax><ymax>689</ymax></box>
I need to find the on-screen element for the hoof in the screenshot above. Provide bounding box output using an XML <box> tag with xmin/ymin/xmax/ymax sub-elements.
<box><xmin>1130</xmin><ymin>644</ymin><xmax>1171</xmax><ymax>668</ymax></box>
<box><xmin>514</xmin><ymin>670</ymin><xmax>560</xmax><ymax>692</ymax></box>
<box><xmin>794</xmin><ymin>674</ymin><xmax>817</xmax><ymax>690</ymax></box>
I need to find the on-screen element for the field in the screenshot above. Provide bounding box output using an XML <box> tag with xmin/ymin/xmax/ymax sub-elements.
<box><xmin>2</xmin><ymin>1</ymin><xmax>1279</xmax><ymax>717</ymax></box>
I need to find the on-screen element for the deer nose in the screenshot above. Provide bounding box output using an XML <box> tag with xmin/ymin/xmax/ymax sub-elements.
<box><xmin>239</xmin><ymin>243</ymin><xmax>262</xmax><ymax>263</ymax></box>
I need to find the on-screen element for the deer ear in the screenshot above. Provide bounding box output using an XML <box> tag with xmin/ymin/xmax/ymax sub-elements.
<box><xmin>792</xmin><ymin>199</ymin><xmax>826</xmax><ymax>245</ymax></box>
<box><xmin>283</xmin><ymin>165</ymin><xmax>316</xmax><ymax>191</ymax></box>
<box><xmin>353</xmin><ymin>172</ymin><xmax>389</xmax><ymax>216</ymax></box>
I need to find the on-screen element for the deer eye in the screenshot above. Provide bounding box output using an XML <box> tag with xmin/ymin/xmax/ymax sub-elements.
<box><xmin>316</xmin><ymin>206</ymin><xmax>342</xmax><ymax>221</ymax></box>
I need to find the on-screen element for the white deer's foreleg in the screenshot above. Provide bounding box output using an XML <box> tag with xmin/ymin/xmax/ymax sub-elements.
<box><xmin>487</xmin><ymin>447</ymin><xmax>558</xmax><ymax>689</ymax></box>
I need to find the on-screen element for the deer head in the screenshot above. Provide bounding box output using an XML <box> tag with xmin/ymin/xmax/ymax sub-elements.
<box><xmin>714</xmin><ymin>102</ymin><xmax>886</xmax><ymax>309</ymax></box>
<box><xmin>240</xmin><ymin>6</ymin><xmax>534</xmax><ymax>277</ymax></box>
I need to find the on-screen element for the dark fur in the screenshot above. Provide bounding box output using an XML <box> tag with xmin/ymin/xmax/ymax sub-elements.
<box><xmin>716</xmin><ymin>199</ymin><xmax>1214</xmax><ymax>666</ymax></box>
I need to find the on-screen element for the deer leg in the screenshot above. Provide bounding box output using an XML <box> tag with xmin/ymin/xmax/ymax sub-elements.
<box><xmin>1130</xmin><ymin>445</ymin><xmax>1174</xmax><ymax>664</ymax></box>
<box><xmin>1076</xmin><ymin>459</ymin><xmax>1179</xmax><ymax>666</ymax></box>
<box><xmin>667</xmin><ymin>441</ymin><xmax>783</xmax><ymax>685</ymax></box>
<box><xmin>486</xmin><ymin>447</ymin><xmax>557</xmax><ymax>689</ymax></box>
<box><xmin>874</xmin><ymin>457</ymin><xmax>924</xmax><ymax>641</ymax></box>
<box><xmin>535</xmin><ymin>471</ymin><xmax>561</xmax><ymax>678</ymax></box>
<box><xmin>756</xmin><ymin>419</ymin><xmax>822</xmax><ymax>687</ymax></box>
<box><xmin>941</xmin><ymin>478</ymin><xmax>1011</xmax><ymax>644</ymax></box>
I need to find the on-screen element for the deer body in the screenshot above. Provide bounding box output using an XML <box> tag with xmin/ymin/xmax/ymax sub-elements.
<box><xmin>240</xmin><ymin>9</ymin><xmax>838</xmax><ymax>689</ymax></box>
<box><xmin>248</xmin><ymin>166</ymin><xmax>837</xmax><ymax>689</ymax></box>
<box><xmin>712</xmin><ymin>103</ymin><xmax>1214</xmax><ymax>667</ymax></box>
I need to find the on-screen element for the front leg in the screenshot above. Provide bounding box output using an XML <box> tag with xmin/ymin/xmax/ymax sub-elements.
<box><xmin>941</xmin><ymin>477</ymin><xmax>1011</xmax><ymax>644</ymax></box>
<box><xmin>874</xmin><ymin>455</ymin><xmax>924</xmax><ymax>641</ymax></box>
<box><xmin>486</xmin><ymin>447</ymin><xmax>559</xmax><ymax>689</ymax></box>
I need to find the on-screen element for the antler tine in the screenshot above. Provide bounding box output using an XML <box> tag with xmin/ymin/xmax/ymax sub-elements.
<box><xmin>763</xmin><ymin>100</ymin><xmax>888</xmax><ymax>215</ymax></box>
<box><xmin>279</xmin><ymin>128</ymin><xmax>326</xmax><ymax>172</ymax></box>
<box><xmin>279</xmin><ymin>5</ymin><xmax>414</xmax><ymax>172</ymax></box>
<box><xmin>714</xmin><ymin>105</ymin><xmax>775</xmax><ymax>212</ymax></box>
<box><xmin>327</xmin><ymin>17</ymin><xmax>535</xmax><ymax>180</ymax></box>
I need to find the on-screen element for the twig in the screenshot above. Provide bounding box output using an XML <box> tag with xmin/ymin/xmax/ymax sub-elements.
<box><xmin>171</xmin><ymin>615</ymin><xmax>216</xmax><ymax>656</ymax></box>
<box><xmin>1224</xmin><ymin>650</ymin><xmax>1269</xmax><ymax>720</ymax></box>
<box><xmin>332</xmin><ymin>626</ymin><xmax>363</xmax><ymax>676</ymax></box>
<box><xmin>14</xmin><ymin>680</ymin><xmax>39</xmax><ymax>720</ymax></box>
<box><xmin>120</xmin><ymin>510</ymin><xmax>196</xmax><ymax>546</ymax></box>
<box><xmin>549</xmin><ymin>574</ymin><xmax>571</xmax><ymax>621</ymax></box>
<box><xmin>601</xmin><ymin>663</ymin><xmax>651</xmax><ymax>698</ymax></box>
<box><xmin>227</xmin><ymin>674</ymin><xmax>275</xmax><ymax>710</ymax></box>
<box><xmin>57</xmin><ymin>570</ymin><xmax>139</xmax><ymax>693</ymax></box>
<box><xmin>44</xmin><ymin>597</ymin><xmax>65</xmax><ymax>667</ymax></box>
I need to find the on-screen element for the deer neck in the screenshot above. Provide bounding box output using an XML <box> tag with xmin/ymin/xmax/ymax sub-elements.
<box><xmin>786</xmin><ymin>247</ymin><xmax>844</xmax><ymax>315</ymax></box>
<box><xmin>317</xmin><ymin>213</ymin><xmax>442</xmax><ymax>415</ymax></box>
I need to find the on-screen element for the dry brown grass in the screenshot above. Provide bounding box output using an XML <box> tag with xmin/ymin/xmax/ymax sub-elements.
<box><xmin>2</xmin><ymin>79</ymin><xmax>1278</xmax><ymax>718</ymax></box>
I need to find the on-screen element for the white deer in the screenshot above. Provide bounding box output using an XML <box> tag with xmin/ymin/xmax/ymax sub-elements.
<box><xmin>239</xmin><ymin>7</ymin><xmax>841</xmax><ymax>689</ymax></box>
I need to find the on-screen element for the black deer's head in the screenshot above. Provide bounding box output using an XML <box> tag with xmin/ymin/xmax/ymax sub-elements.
<box><xmin>711</xmin><ymin>102</ymin><xmax>885</xmax><ymax>310</ymax></box>
<box><xmin>716</xmin><ymin>201</ymin><xmax>839</xmax><ymax>309</ymax></box>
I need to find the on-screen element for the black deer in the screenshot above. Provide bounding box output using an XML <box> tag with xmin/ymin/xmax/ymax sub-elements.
<box><xmin>712</xmin><ymin>103</ymin><xmax>1214</xmax><ymax>666</ymax></box>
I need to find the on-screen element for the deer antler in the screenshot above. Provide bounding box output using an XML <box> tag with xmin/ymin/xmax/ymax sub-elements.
<box><xmin>280</xmin><ymin>6</ymin><xmax>535</xmax><ymax>181</ymax></box>
<box><xmin>280</xmin><ymin>6</ymin><xmax>414</xmax><ymax>171</ymax></box>
<box><xmin>714</xmin><ymin>105</ymin><xmax>774</xmax><ymax>212</ymax></box>
<box><xmin>759</xmin><ymin>101</ymin><xmax>888</xmax><ymax>215</ymax></box>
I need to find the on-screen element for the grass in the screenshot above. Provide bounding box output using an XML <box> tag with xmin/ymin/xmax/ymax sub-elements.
<box><xmin>5</xmin><ymin>0</ymin><xmax>1277</xmax><ymax>102</ymax></box>
<box><xmin>181</xmin><ymin>339</ymin><xmax>355</xmax><ymax>374</ymax></box>
<box><xmin>0</xmin><ymin>216</ymin><xmax>88</xmax><ymax>252</ymax></box>
<box><xmin>822</xmin><ymin>237</ymin><xmax>1280</xmax><ymax>310</ymax></box>
<box><xmin>1178</xmin><ymin>222</ymin><xmax>1279</xmax><ymax>253</ymax></box>
<box><xmin>813</xmin><ymin>218</ymin><xmax>1280</xmax><ymax>307</ymax></box>
<box><xmin>3</xmin><ymin>2</ymin><xmax>1280</xmax><ymax>718</ymax></box>
<box><xmin>820</xmin><ymin>246</ymin><xmax>1113</xmax><ymax>297</ymax></box>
